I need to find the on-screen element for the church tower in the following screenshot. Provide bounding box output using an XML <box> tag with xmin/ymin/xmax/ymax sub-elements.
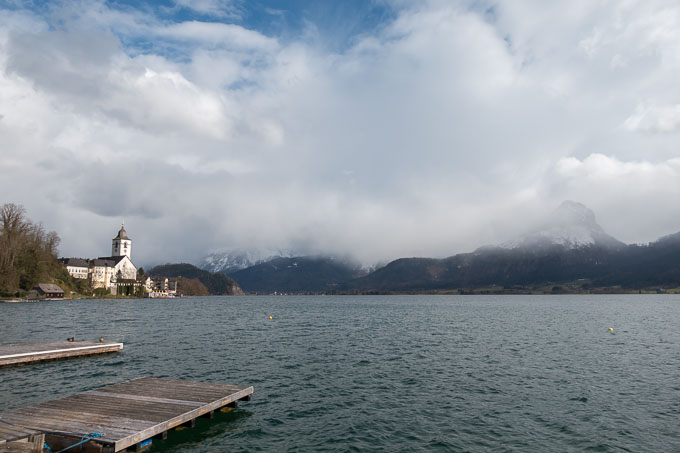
<box><xmin>112</xmin><ymin>221</ymin><xmax>132</xmax><ymax>259</ymax></box>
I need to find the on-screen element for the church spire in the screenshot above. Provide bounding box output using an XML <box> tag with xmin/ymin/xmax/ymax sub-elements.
<box><xmin>112</xmin><ymin>221</ymin><xmax>132</xmax><ymax>258</ymax></box>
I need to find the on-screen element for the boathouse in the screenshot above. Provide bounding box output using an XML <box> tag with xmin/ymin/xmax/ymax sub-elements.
<box><xmin>30</xmin><ymin>283</ymin><xmax>65</xmax><ymax>299</ymax></box>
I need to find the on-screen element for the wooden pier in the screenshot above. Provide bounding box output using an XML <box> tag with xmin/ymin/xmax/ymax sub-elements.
<box><xmin>0</xmin><ymin>423</ymin><xmax>44</xmax><ymax>453</ymax></box>
<box><xmin>0</xmin><ymin>377</ymin><xmax>253</xmax><ymax>452</ymax></box>
<box><xmin>0</xmin><ymin>341</ymin><xmax>123</xmax><ymax>367</ymax></box>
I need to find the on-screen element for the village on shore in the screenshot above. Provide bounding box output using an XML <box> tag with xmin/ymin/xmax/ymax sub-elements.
<box><xmin>35</xmin><ymin>223</ymin><xmax>179</xmax><ymax>300</ymax></box>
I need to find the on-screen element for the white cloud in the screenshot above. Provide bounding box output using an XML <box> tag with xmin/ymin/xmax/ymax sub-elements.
<box><xmin>624</xmin><ymin>103</ymin><xmax>680</xmax><ymax>133</ymax></box>
<box><xmin>549</xmin><ymin>154</ymin><xmax>680</xmax><ymax>242</ymax></box>
<box><xmin>1</xmin><ymin>1</ymin><xmax>680</xmax><ymax>266</ymax></box>
<box><xmin>157</xmin><ymin>21</ymin><xmax>279</xmax><ymax>51</ymax></box>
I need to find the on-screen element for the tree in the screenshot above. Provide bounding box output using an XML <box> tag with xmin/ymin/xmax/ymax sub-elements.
<box><xmin>0</xmin><ymin>203</ymin><xmax>60</xmax><ymax>295</ymax></box>
<box><xmin>134</xmin><ymin>284</ymin><xmax>146</xmax><ymax>298</ymax></box>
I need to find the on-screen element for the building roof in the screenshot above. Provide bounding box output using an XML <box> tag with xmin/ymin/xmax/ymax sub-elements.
<box><xmin>59</xmin><ymin>258</ymin><xmax>89</xmax><ymax>268</ymax></box>
<box><xmin>113</xmin><ymin>223</ymin><xmax>131</xmax><ymax>241</ymax></box>
<box><xmin>92</xmin><ymin>259</ymin><xmax>116</xmax><ymax>267</ymax></box>
<box><xmin>34</xmin><ymin>283</ymin><xmax>64</xmax><ymax>294</ymax></box>
<box><xmin>98</xmin><ymin>256</ymin><xmax>131</xmax><ymax>265</ymax></box>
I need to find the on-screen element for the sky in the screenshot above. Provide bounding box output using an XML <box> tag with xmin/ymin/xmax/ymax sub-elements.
<box><xmin>1</xmin><ymin>0</ymin><xmax>680</xmax><ymax>267</ymax></box>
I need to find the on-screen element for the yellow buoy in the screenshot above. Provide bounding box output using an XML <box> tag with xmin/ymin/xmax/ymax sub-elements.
<box><xmin>608</xmin><ymin>327</ymin><xmax>614</xmax><ymax>332</ymax></box>
<box><xmin>268</xmin><ymin>315</ymin><xmax>273</xmax><ymax>320</ymax></box>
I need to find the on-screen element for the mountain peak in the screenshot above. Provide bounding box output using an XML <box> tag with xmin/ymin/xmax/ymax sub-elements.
<box><xmin>500</xmin><ymin>201</ymin><xmax>624</xmax><ymax>250</ymax></box>
<box><xmin>551</xmin><ymin>200</ymin><xmax>598</xmax><ymax>228</ymax></box>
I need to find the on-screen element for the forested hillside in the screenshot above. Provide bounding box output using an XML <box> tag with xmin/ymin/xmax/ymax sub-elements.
<box><xmin>149</xmin><ymin>263</ymin><xmax>244</xmax><ymax>295</ymax></box>
<box><xmin>0</xmin><ymin>203</ymin><xmax>63</xmax><ymax>296</ymax></box>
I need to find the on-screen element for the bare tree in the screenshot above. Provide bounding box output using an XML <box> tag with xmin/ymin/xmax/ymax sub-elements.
<box><xmin>0</xmin><ymin>203</ymin><xmax>61</xmax><ymax>294</ymax></box>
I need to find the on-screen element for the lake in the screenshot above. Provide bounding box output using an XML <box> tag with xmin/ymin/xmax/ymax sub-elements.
<box><xmin>1</xmin><ymin>295</ymin><xmax>679</xmax><ymax>451</ymax></box>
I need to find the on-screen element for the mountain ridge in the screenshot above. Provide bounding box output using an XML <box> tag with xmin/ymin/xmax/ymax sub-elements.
<box><xmin>228</xmin><ymin>256</ymin><xmax>366</xmax><ymax>293</ymax></box>
<box><xmin>195</xmin><ymin>202</ymin><xmax>680</xmax><ymax>294</ymax></box>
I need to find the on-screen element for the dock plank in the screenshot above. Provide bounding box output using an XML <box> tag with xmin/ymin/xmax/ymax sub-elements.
<box><xmin>0</xmin><ymin>421</ymin><xmax>44</xmax><ymax>453</ymax></box>
<box><xmin>9</xmin><ymin>407</ymin><xmax>151</xmax><ymax>434</ymax></box>
<box><xmin>0</xmin><ymin>341</ymin><xmax>123</xmax><ymax>366</ymax></box>
<box><xmin>85</xmin><ymin>391</ymin><xmax>205</xmax><ymax>407</ymax></box>
<box><xmin>0</xmin><ymin>377</ymin><xmax>253</xmax><ymax>452</ymax></box>
<box><xmin>41</xmin><ymin>394</ymin><xmax>197</xmax><ymax>422</ymax></box>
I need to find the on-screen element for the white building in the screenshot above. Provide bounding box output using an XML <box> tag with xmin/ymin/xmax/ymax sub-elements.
<box><xmin>60</xmin><ymin>222</ymin><xmax>139</xmax><ymax>293</ymax></box>
<box><xmin>59</xmin><ymin>258</ymin><xmax>89</xmax><ymax>279</ymax></box>
<box><xmin>90</xmin><ymin>259</ymin><xmax>116</xmax><ymax>289</ymax></box>
<box><xmin>145</xmin><ymin>276</ymin><xmax>179</xmax><ymax>298</ymax></box>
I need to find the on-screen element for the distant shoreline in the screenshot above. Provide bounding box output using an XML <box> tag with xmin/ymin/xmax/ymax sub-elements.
<box><xmin>4</xmin><ymin>288</ymin><xmax>677</xmax><ymax>301</ymax></box>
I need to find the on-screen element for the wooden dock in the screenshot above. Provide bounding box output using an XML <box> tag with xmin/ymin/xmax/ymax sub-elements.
<box><xmin>0</xmin><ymin>423</ymin><xmax>44</xmax><ymax>453</ymax></box>
<box><xmin>0</xmin><ymin>377</ymin><xmax>253</xmax><ymax>452</ymax></box>
<box><xmin>0</xmin><ymin>341</ymin><xmax>123</xmax><ymax>367</ymax></box>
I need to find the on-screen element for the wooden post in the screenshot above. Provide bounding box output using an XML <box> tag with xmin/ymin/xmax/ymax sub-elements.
<box><xmin>182</xmin><ymin>419</ymin><xmax>196</xmax><ymax>429</ymax></box>
<box><xmin>29</xmin><ymin>433</ymin><xmax>45</xmax><ymax>451</ymax></box>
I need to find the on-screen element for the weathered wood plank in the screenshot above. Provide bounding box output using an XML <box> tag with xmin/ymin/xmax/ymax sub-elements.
<box><xmin>85</xmin><ymin>391</ymin><xmax>204</xmax><ymax>408</ymax></box>
<box><xmin>9</xmin><ymin>407</ymin><xmax>151</xmax><ymax>436</ymax></box>
<box><xmin>0</xmin><ymin>436</ymin><xmax>44</xmax><ymax>453</ymax></box>
<box><xmin>0</xmin><ymin>378</ymin><xmax>253</xmax><ymax>452</ymax></box>
<box><xmin>40</xmin><ymin>395</ymin><xmax>197</xmax><ymax>422</ymax></box>
<box><xmin>0</xmin><ymin>422</ymin><xmax>42</xmax><ymax>444</ymax></box>
<box><xmin>0</xmin><ymin>341</ymin><xmax>123</xmax><ymax>366</ymax></box>
<box><xmin>1</xmin><ymin>413</ymin><xmax>127</xmax><ymax>443</ymax></box>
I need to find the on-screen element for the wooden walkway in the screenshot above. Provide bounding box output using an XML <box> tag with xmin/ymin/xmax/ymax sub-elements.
<box><xmin>0</xmin><ymin>377</ymin><xmax>253</xmax><ymax>452</ymax></box>
<box><xmin>0</xmin><ymin>341</ymin><xmax>123</xmax><ymax>367</ymax></box>
<box><xmin>0</xmin><ymin>423</ymin><xmax>44</xmax><ymax>452</ymax></box>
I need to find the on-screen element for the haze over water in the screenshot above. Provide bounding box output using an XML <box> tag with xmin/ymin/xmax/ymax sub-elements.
<box><xmin>1</xmin><ymin>295</ymin><xmax>679</xmax><ymax>452</ymax></box>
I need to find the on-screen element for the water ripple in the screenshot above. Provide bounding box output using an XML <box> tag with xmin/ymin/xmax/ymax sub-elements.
<box><xmin>1</xmin><ymin>295</ymin><xmax>680</xmax><ymax>451</ymax></box>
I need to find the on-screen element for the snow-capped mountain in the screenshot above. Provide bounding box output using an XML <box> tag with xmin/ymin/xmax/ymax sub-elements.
<box><xmin>200</xmin><ymin>248</ymin><xmax>294</xmax><ymax>274</ymax></box>
<box><xmin>500</xmin><ymin>201</ymin><xmax>625</xmax><ymax>250</ymax></box>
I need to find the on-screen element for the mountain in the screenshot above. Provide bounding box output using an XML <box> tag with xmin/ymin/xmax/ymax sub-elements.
<box><xmin>229</xmin><ymin>256</ymin><xmax>366</xmax><ymax>293</ymax></box>
<box><xmin>347</xmin><ymin>202</ymin><xmax>680</xmax><ymax>293</ymax></box>
<box><xmin>499</xmin><ymin>201</ymin><xmax>625</xmax><ymax>250</ymax></box>
<box><xmin>591</xmin><ymin>232</ymin><xmax>680</xmax><ymax>288</ymax></box>
<box><xmin>149</xmin><ymin>263</ymin><xmax>244</xmax><ymax>295</ymax></box>
<box><xmin>348</xmin><ymin>246</ymin><xmax>621</xmax><ymax>292</ymax></box>
<box><xmin>194</xmin><ymin>202</ymin><xmax>680</xmax><ymax>294</ymax></box>
<box><xmin>200</xmin><ymin>249</ymin><xmax>293</xmax><ymax>274</ymax></box>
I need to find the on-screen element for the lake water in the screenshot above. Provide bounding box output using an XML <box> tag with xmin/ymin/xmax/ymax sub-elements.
<box><xmin>1</xmin><ymin>295</ymin><xmax>679</xmax><ymax>452</ymax></box>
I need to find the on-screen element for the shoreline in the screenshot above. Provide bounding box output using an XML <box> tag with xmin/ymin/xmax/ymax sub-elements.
<box><xmin>3</xmin><ymin>287</ymin><xmax>680</xmax><ymax>301</ymax></box>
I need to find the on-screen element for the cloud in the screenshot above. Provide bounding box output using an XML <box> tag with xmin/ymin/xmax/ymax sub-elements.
<box><xmin>624</xmin><ymin>104</ymin><xmax>680</xmax><ymax>133</ymax></box>
<box><xmin>157</xmin><ymin>21</ymin><xmax>278</xmax><ymax>51</ymax></box>
<box><xmin>1</xmin><ymin>1</ymin><xmax>680</xmax><ymax>267</ymax></box>
<box><xmin>172</xmin><ymin>0</ymin><xmax>239</xmax><ymax>18</ymax></box>
<box><xmin>549</xmin><ymin>154</ymin><xmax>680</xmax><ymax>242</ymax></box>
